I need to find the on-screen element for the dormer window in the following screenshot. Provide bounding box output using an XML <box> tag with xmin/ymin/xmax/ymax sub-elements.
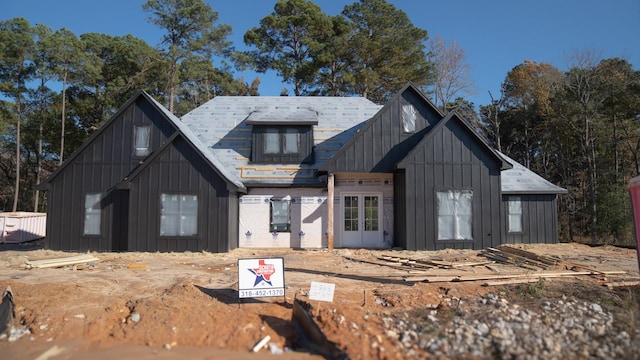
<box><xmin>247</xmin><ymin>109</ymin><xmax>318</xmax><ymax>164</ymax></box>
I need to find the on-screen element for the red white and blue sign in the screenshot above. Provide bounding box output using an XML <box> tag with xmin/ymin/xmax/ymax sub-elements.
<box><xmin>238</xmin><ymin>258</ymin><xmax>285</xmax><ymax>298</ymax></box>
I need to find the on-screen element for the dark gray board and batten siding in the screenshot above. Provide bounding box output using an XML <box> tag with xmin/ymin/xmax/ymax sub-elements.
<box><xmin>322</xmin><ymin>85</ymin><xmax>443</xmax><ymax>173</ymax></box>
<box><xmin>124</xmin><ymin>135</ymin><xmax>239</xmax><ymax>252</ymax></box>
<box><xmin>396</xmin><ymin>116</ymin><xmax>505</xmax><ymax>251</ymax></box>
<box><xmin>41</xmin><ymin>92</ymin><xmax>238</xmax><ymax>253</ymax></box>
<box><xmin>502</xmin><ymin>194</ymin><xmax>559</xmax><ymax>244</ymax></box>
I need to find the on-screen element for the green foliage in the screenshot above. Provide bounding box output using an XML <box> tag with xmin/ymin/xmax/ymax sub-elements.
<box><xmin>244</xmin><ymin>0</ymin><xmax>334</xmax><ymax>96</ymax></box>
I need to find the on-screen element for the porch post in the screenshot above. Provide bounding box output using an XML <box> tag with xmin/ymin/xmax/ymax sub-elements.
<box><xmin>327</xmin><ymin>173</ymin><xmax>334</xmax><ymax>251</ymax></box>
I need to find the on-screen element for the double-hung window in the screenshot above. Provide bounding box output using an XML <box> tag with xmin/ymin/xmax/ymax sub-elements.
<box><xmin>83</xmin><ymin>193</ymin><xmax>102</xmax><ymax>235</ymax></box>
<box><xmin>437</xmin><ymin>190</ymin><xmax>473</xmax><ymax>240</ymax></box>
<box><xmin>160</xmin><ymin>193</ymin><xmax>198</xmax><ymax>236</ymax></box>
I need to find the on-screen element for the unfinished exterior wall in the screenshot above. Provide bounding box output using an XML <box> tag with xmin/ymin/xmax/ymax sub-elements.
<box><xmin>239</xmin><ymin>188</ymin><xmax>327</xmax><ymax>248</ymax></box>
<box><xmin>333</xmin><ymin>173</ymin><xmax>394</xmax><ymax>248</ymax></box>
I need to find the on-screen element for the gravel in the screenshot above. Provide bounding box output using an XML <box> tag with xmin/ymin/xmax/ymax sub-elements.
<box><xmin>381</xmin><ymin>289</ymin><xmax>640</xmax><ymax>359</ymax></box>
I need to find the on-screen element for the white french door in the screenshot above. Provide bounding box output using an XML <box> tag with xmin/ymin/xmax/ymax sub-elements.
<box><xmin>341</xmin><ymin>192</ymin><xmax>383</xmax><ymax>248</ymax></box>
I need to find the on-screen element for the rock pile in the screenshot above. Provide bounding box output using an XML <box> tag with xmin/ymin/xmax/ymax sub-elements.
<box><xmin>382</xmin><ymin>290</ymin><xmax>640</xmax><ymax>359</ymax></box>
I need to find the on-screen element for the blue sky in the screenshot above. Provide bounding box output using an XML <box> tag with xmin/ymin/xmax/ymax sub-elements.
<box><xmin>3</xmin><ymin>0</ymin><xmax>639</xmax><ymax>107</ymax></box>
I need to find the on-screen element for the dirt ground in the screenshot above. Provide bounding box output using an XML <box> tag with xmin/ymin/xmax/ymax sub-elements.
<box><xmin>0</xmin><ymin>242</ymin><xmax>639</xmax><ymax>359</ymax></box>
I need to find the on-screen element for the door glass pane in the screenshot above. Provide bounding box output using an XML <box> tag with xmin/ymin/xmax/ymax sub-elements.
<box><xmin>364</xmin><ymin>196</ymin><xmax>379</xmax><ymax>231</ymax></box>
<box><xmin>343</xmin><ymin>196</ymin><xmax>358</xmax><ymax>231</ymax></box>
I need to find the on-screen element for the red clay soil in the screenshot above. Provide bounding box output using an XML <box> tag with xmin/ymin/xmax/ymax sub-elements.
<box><xmin>0</xmin><ymin>243</ymin><xmax>638</xmax><ymax>359</ymax></box>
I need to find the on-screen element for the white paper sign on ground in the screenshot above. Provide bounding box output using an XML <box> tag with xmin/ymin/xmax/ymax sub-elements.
<box><xmin>238</xmin><ymin>258</ymin><xmax>285</xmax><ymax>298</ymax></box>
<box><xmin>308</xmin><ymin>281</ymin><xmax>335</xmax><ymax>302</ymax></box>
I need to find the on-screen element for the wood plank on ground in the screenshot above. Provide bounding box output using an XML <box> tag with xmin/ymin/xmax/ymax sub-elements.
<box><xmin>24</xmin><ymin>254</ymin><xmax>99</xmax><ymax>269</ymax></box>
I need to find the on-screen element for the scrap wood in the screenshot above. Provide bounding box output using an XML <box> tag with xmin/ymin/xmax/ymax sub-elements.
<box><xmin>497</xmin><ymin>245</ymin><xmax>562</xmax><ymax>266</ymax></box>
<box><xmin>342</xmin><ymin>255</ymin><xmax>429</xmax><ymax>273</ymax></box>
<box><xmin>376</xmin><ymin>254</ymin><xmax>492</xmax><ymax>269</ymax></box>
<box><xmin>481</xmin><ymin>247</ymin><xmax>548</xmax><ymax>270</ymax></box>
<box><xmin>603</xmin><ymin>280</ymin><xmax>640</xmax><ymax>288</ymax></box>
<box><xmin>403</xmin><ymin>270</ymin><xmax>628</xmax><ymax>283</ymax></box>
<box><xmin>482</xmin><ymin>278</ymin><xmax>543</xmax><ymax>286</ymax></box>
<box><xmin>24</xmin><ymin>254</ymin><xmax>99</xmax><ymax>269</ymax></box>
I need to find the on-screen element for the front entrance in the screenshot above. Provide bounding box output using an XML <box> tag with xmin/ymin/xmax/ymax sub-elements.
<box><xmin>341</xmin><ymin>192</ymin><xmax>383</xmax><ymax>248</ymax></box>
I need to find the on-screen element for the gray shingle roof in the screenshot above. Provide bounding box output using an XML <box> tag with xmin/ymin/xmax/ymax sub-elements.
<box><xmin>499</xmin><ymin>152</ymin><xmax>567</xmax><ymax>194</ymax></box>
<box><xmin>180</xmin><ymin>96</ymin><xmax>382</xmax><ymax>186</ymax></box>
<box><xmin>145</xmin><ymin>93</ymin><xmax>246</xmax><ymax>191</ymax></box>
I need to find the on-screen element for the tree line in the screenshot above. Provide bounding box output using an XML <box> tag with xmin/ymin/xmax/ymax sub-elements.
<box><xmin>1</xmin><ymin>0</ymin><xmax>639</xmax><ymax>246</ymax></box>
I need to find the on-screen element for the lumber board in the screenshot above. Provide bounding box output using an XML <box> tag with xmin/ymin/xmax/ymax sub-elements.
<box><xmin>24</xmin><ymin>254</ymin><xmax>99</xmax><ymax>269</ymax></box>
<box><xmin>403</xmin><ymin>270</ymin><xmax>627</xmax><ymax>283</ymax></box>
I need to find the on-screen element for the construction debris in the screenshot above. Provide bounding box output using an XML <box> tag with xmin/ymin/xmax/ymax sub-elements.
<box><xmin>24</xmin><ymin>254</ymin><xmax>99</xmax><ymax>269</ymax></box>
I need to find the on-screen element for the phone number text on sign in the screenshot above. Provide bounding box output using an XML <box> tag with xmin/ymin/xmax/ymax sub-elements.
<box><xmin>238</xmin><ymin>258</ymin><xmax>285</xmax><ymax>299</ymax></box>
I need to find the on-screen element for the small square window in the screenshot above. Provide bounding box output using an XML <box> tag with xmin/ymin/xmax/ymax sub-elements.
<box><xmin>270</xmin><ymin>199</ymin><xmax>291</xmax><ymax>232</ymax></box>
<box><xmin>133</xmin><ymin>125</ymin><xmax>151</xmax><ymax>157</ymax></box>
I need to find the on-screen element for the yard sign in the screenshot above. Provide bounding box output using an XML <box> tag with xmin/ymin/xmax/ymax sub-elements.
<box><xmin>238</xmin><ymin>258</ymin><xmax>285</xmax><ymax>298</ymax></box>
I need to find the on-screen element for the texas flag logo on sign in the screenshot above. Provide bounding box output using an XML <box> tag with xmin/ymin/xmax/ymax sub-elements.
<box><xmin>238</xmin><ymin>258</ymin><xmax>285</xmax><ymax>299</ymax></box>
<box><xmin>248</xmin><ymin>259</ymin><xmax>276</xmax><ymax>286</ymax></box>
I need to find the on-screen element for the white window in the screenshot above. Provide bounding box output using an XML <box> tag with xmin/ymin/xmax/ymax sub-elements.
<box><xmin>160</xmin><ymin>193</ymin><xmax>198</xmax><ymax>236</ymax></box>
<box><xmin>270</xmin><ymin>199</ymin><xmax>291</xmax><ymax>232</ymax></box>
<box><xmin>133</xmin><ymin>125</ymin><xmax>151</xmax><ymax>157</ymax></box>
<box><xmin>83</xmin><ymin>193</ymin><xmax>102</xmax><ymax>235</ymax></box>
<box><xmin>402</xmin><ymin>104</ymin><xmax>417</xmax><ymax>133</ymax></box>
<box><xmin>508</xmin><ymin>196</ymin><xmax>523</xmax><ymax>233</ymax></box>
<box><xmin>437</xmin><ymin>190</ymin><xmax>473</xmax><ymax>240</ymax></box>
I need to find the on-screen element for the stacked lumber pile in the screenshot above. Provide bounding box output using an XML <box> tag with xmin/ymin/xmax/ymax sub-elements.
<box><xmin>481</xmin><ymin>245</ymin><xmax>561</xmax><ymax>270</ymax></box>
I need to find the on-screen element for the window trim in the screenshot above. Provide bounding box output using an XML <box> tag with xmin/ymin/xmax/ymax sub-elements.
<box><xmin>159</xmin><ymin>192</ymin><xmax>199</xmax><ymax>237</ymax></box>
<box><xmin>269</xmin><ymin>198</ymin><xmax>291</xmax><ymax>233</ymax></box>
<box><xmin>83</xmin><ymin>193</ymin><xmax>102</xmax><ymax>236</ymax></box>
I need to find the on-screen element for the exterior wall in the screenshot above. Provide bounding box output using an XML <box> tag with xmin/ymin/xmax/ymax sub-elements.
<box><xmin>503</xmin><ymin>194</ymin><xmax>559</xmax><ymax>244</ymax></box>
<box><xmin>45</xmin><ymin>97</ymin><xmax>174</xmax><ymax>251</ymax></box>
<box><xmin>127</xmin><ymin>136</ymin><xmax>236</xmax><ymax>252</ymax></box>
<box><xmin>399</xmin><ymin>119</ymin><xmax>503</xmax><ymax>251</ymax></box>
<box><xmin>239</xmin><ymin>188</ymin><xmax>327</xmax><ymax>248</ymax></box>
<box><xmin>333</xmin><ymin>173</ymin><xmax>394</xmax><ymax>248</ymax></box>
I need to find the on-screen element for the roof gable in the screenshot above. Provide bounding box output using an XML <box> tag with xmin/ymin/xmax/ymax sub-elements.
<box><xmin>37</xmin><ymin>91</ymin><xmax>177</xmax><ymax>189</ymax></box>
<box><xmin>319</xmin><ymin>82</ymin><xmax>445</xmax><ymax>173</ymax></box>
<box><xmin>397</xmin><ymin>111</ymin><xmax>512</xmax><ymax>170</ymax></box>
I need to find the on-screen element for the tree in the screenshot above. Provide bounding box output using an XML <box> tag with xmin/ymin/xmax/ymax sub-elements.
<box><xmin>49</xmin><ymin>28</ymin><xmax>82</xmax><ymax>165</ymax></box>
<box><xmin>244</xmin><ymin>0</ymin><xmax>333</xmax><ymax>96</ymax></box>
<box><xmin>0</xmin><ymin>18</ymin><xmax>35</xmax><ymax>211</ymax></box>
<box><xmin>341</xmin><ymin>0</ymin><xmax>430</xmax><ymax>103</ymax></box>
<box><xmin>143</xmin><ymin>0</ymin><xmax>233</xmax><ymax>112</ymax></box>
<box><xmin>427</xmin><ymin>34</ymin><xmax>474</xmax><ymax>111</ymax></box>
